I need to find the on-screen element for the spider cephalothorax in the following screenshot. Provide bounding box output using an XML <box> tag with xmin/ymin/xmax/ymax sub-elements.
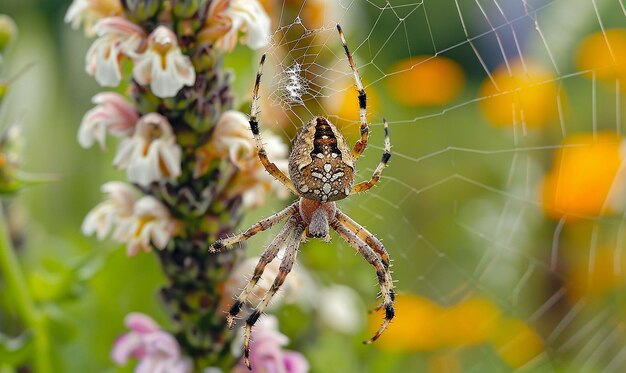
<box><xmin>210</xmin><ymin>25</ymin><xmax>394</xmax><ymax>370</ymax></box>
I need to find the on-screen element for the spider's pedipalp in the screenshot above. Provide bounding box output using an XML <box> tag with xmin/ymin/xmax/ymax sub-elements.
<box><xmin>337</xmin><ymin>24</ymin><xmax>369</xmax><ymax>160</ymax></box>
<box><xmin>351</xmin><ymin>118</ymin><xmax>391</xmax><ymax>195</ymax></box>
<box><xmin>244</xmin><ymin>223</ymin><xmax>305</xmax><ymax>369</ymax></box>
<box><xmin>226</xmin><ymin>217</ymin><xmax>298</xmax><ymax>329</ymax></box>
<box><xmin>208</xmin><ymin>202</ymin><xmax>297</xmax><ymax>252</ymax></box>
<box><xmin>331</xmin><ymin>217</ymin><xmax>395</xmax><ymax>344</ymax></box>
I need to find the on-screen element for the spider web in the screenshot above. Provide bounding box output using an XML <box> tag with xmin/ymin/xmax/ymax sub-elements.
<box><xmin>246</xmin><ymin>0</ymin><xmax>626</xmax><ymax>371</ymax></box>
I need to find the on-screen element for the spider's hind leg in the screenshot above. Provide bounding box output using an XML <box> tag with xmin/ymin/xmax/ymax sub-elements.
<box><xmin>226</xmin><ymin>217</ymin><xmax>298</xmax><ymax>328</ymax></box>
<box><xmin>243</xmin><ymin>223</ymin><xmax>305</xmax><ymax>369</ymax></box>
<box><xmin>331</xmin><ymin>217</ymin><xmax>395</xmax><ymax>344</ymax></box>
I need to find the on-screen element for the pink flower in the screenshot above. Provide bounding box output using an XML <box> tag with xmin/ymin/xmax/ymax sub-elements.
<box><xmin>78</xmin><ymin>92</ymin><xmax>139</xmax><ymax>149</ymax></box>
<box><xmin>232</xmin><ymin>316</ymin><xmax>309</xmax><ymax>373</ymax></box>
<box><xmin>64</xmin><ymin>0</ymin><xmax>123</xmax><ymax>37</ymax></box>
<box><xmin>112</xmin><ymin>313</ymin><xmax>192</xmax><ymax>373</ymax></box>
<box><xmin>86</xmin><ymin>17</ymin><xmax>145</xmax><ymax>87</ymax></box>
<box><xmin>132</xmin><ymin>26</ymin><xmax>196</xmax><ymax>98</ymax></box>
<box><xmin>113</xmin><ymin>113</ymin><xmax>182</xmax><ymax>186</ymax></box>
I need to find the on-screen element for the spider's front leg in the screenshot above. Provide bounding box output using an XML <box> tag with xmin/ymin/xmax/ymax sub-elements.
<box><xmin>337</xmin><ymin>24</ymin><xmax>369</xmax><ymax>160</ymax></box>
<box><xmin>208</xmin><ymin>202</ymin><xmax>298</xmax><ymax>252</ymax></box>
<box><xmin>351</xmin><ymin>119</ymin><xmax>391</xmax><ymax>194</ymax></box>
<box><xmin>331</xmin><ymin>216</ymin><xmax>395</xmax><ymax>344</ymax></box>
<box><xmin>248</xmin><ymin>54</ymin><xmax>298</xmax><ymax>195</ymax></box>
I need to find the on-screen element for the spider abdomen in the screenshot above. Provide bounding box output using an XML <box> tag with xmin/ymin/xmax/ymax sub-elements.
<box><xmin>289</xmin><ymin>117</ymin><xmax>354</xmax><ymax>202</ymax></box>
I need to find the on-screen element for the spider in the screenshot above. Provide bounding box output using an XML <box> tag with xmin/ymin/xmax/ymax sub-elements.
<box><xmin>209</xmin><ymin>24</ymin><xmax>394</xmax><ymax>369</ymax></box>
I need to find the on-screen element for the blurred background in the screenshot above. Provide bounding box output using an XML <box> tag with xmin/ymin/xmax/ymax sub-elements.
<box><xmin>2</xmin><ymin>0</ymin><xmax>626</xmax><ymax>372</ymax></box>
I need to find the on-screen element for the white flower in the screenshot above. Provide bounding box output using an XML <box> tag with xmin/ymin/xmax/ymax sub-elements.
<box><xmin>78</xmin><ymin>92</ymin><xmax>139</xmax><ymax>149</ymax></box>
<box><xmin>241</xmin><ymin>131</ymin><xmax>291</xmax><ymax>209</ymax></box>
<box><xmin>82</xmin><ymin>182</ymin><xmax>138</xmax><ymax>241</ymax></box>
<box><xmin>65</xmin><ymin>0</ymin><xmax>123</xmax><ymax>37</ymax></box>
<box><xmin>205</xmin><ymin>110</ymin><xmax>290</xmax><ymax>209</ymax></box>
<box><xmin>113</xmin><ymin>113</ymin><xmax>182</xmax><ymax>186</ymax></box>
<box><xmin>202</xmin><ymin>0</ymin><xmax>271</xmax><ymax>52</ymax></box>
<box><xmin>132</xmin><ymin>26</ymin><xmax>196</xmax><ymax>98</ymax></box>
<box><xmin>86</xmin><ymin>17</ymin><xmax>145</xmax><ymax>87</ymax></box>
<box><xmin>82</xmin><ymin>182</ymin><xmax>176</xmax><ymax>256</ymax></box>
<box><xmin>317</xmin><ymin>285</ymin><xmax>363</xmax><ymax>334</ymax></box>
<box><xmin>124</xmin><ymin>196</ymin><xmax>175</xmax><ymax>256</ymax></box>
<box><xmin>211</xmin><ymin>110</ymin><xmax>255</xmax><ymax>169</ymax></box>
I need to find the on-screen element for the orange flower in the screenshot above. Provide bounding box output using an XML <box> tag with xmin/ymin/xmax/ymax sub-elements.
<box><xmin>490</xmin><ymin>318</ymin><xmax>544</xmax><ymax>369</ymax></box>
<box><xmin>479</xmin><ymin>59</ymin><xmax>562</xmax><ymax>129</ymax></box>
<box><xmin>428</xmin><ymin>352</ymin><xmax>461</xmax><ymax>373</ymax></box>
<box><xmin>326</xmin><ymin>80</ymin><xmax>381</xmax><ymax>140</ymax></box>
<box><xmin>386</xmin><ymin>56</ymin><xmax>465</xmax><ymax>106</ymax></box>
<box><xmin>440</xmin><ymin>296</ymin><xmax>501</xmax><ymax>347</ymax></box>
<box><xmin>367</xmin><ymin>293</ymin><xmax>443</xmax><ymax>352</ymax></box>
<box><xmin>565</xmin><ymin>246</ymin><xmax>626</xmax><ymax>301</ymax></box>
<box><xmin>541</xmin><ymin>132</ymin><xmax>625</xmax><ymax>219</ymax></box>
<box><xmin>576</xmin><ymin>29</ymin><xmax>626</xmax><ymax>83</ymax></box>
<box><xmin>368</xmin><ymin>293</ymin><xmax>544</xmax><ymax>369</ymax></box>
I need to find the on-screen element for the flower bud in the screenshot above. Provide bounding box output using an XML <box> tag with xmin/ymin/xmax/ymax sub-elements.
<box><xmin>0</xmin><ymin>15</ymin><xmax>18</xmax><ymax>55</ymax></box>
<box><xmin>173</xmin><ymin>0</ymin><xmax>199</xmax><ymax>18</ymax></box>
<box><xmin>126</xmin><ymin>0</ymin><xmax>161</xmax><ymax>21</ymax></box>
<box><xmin>0</xmin><ymin>83</ymin><xmax>7</xmax><ymax>104</ymax></box>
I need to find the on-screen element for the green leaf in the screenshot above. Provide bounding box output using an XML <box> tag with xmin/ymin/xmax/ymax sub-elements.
<box><xmin>0</xmin><ymin>332</ymin><xmax>32</xmax><ymax>367</ymax></box>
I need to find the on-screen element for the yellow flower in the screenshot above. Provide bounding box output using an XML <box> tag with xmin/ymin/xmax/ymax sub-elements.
<box><xmin>541</xmin><ymin>132</ymin><xmax>625</xmax><ymax>219</ymax></box>
<box><xmin>576</xmin><ymin>29</ymin><xmax>626</xmax><ymax>83</ymax></box>
<box><xmin>386</xmin><ymin>56</ymin><xmax>465</xmax><ymax>106</ymax></box>
<box><xmin>367</xmin><ymin>293</ymin><xmax>443</xmax><ymax>352</ymax></box>
<box><xmin>490</xmin><ymin>318</ymin><xmax>544</xmax><ymax>369</ymax></box>
<box><xmin>479</xmin><ymin>59</ymin><xmax>562</xmax><ymax>129</ymax></box>
<box><xmin>440</xmin><ymin>296</ymin><xmax>501</xmax><ymax>346</ymax></box>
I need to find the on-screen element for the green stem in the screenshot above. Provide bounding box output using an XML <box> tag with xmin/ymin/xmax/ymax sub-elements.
<box><xmin>0</xmin><ymin>204</ymin><xmax>51</xmax><ymax>372</ymax></box>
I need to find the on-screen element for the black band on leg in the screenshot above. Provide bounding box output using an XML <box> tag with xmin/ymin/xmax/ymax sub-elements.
<box><xmin>249</xmin><ymin>120</ymin><xmax>260</xmax><ymax>135</ymax></box>
<box><xmin>247</xmin><ymin>310</ymin><xmax>261</xmax><ymax>326</ymax></box>
<box><xmin>358</xmin><ymin>91</ymin><xmax>367</xmax><ymax>110</ymax></box>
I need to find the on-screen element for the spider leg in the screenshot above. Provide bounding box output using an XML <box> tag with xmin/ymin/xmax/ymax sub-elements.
<box><xmin>350</xmin><ymin>118</ymin><xmax>391</xmax><ymax>195</ymax></box>
<box><xmin>249</xmin><ymin>54</ymin><xmax>298</xmax><ymax>195</ymax></box>
<box><xmin>337</xmin><ymin>24</ymin><xmax>370</xmax><ymax>160</ymax></box>
<box><xmin>335</xmin><ymin>209</ymin><xmax>390</xmax><ymax>269</ymax></box>
<box><xmin>226</xmin><ymin>217</ymin><xmax>298</xmax><ymax>328</ymax></box>
<box><xmin>244</xmin><ymin>223</ymin><xmax>305</xmax><ymax>369</ymax></box>
<box><xmin>209</xmin><ymin>202</ymin><xmax>297</xmax><ymax>252</ymax></box>
<box><xmin>331</xmin><ymin>219</ymin><xmax>395</xmax><ymax>345</ymax></box>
